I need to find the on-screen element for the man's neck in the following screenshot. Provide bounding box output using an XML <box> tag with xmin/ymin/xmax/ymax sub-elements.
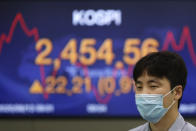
<box><xmin>149</xmin><ymin>107</ymin><xmax>179</xmax><ymax>131</ymax></box>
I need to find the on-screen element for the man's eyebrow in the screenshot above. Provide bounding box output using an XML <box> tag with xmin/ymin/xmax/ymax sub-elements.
<box><xmin>147</xmin><ymin>79</ymin><xmax>161</xmax><ymax>84</ymax></box>
<box><xmin>135</xmin><ymin>81</ymin><xmax>142</xmax><ymax>84</ymax></box>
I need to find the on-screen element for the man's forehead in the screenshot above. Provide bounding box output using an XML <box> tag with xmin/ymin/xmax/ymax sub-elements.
<box><xmin>136</xmin><ymin>73</ymin><xmax>163</xmax><ymax>83</ymax></box>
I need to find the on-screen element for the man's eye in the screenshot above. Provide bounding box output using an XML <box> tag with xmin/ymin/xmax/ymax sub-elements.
<box><xmin>150</xmin><ymin>86</ymin><xmax>158</xmax><ymax>88</ymax></box>
<box><xmin>136</xmin><ymin>86</ymin><xmax>142</xmax><ymax>89</ymax></box>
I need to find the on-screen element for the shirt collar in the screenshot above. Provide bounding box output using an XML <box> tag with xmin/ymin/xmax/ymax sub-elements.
<box><xmin>147</xmin><ymin>113</ymin><xmax>185</xmax><ymax>131</ymax></box>
<box><xmin>169</xmin><ymin>113</ymin><xmax>186</xmax><ymax>131</ymax></box>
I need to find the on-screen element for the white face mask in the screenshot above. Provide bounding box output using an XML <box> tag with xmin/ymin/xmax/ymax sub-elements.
<box><xmin>135</xmin><ymin>87</ymin><xmax>176</xmax><ymax>123</ymax></box>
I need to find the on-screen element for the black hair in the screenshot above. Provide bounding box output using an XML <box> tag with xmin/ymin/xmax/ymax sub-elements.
<box><xmin>133</xmin><ymin>51</ymin><xmax>187</xmax><ymax>108</ymax></box>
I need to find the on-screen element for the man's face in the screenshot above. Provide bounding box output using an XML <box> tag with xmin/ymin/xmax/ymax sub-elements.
<box><xmin>135</xmin><ymin>72</ymin><xmax>175</xmax><ymax>108</ymax></box>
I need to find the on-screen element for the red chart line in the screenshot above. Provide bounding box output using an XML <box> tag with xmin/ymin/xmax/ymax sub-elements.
<box><xmin>0</xmin><ymin>13</ymin><xmax>39</xmax><ymax>52</ymax></box>
<box><xmin>162</xmin><ymin>26</ymin><xmax>196</xmax><ymax>66</ymax></box>
<box><xmin>0</xmin><ymin>12</ymin><xmax>48</xmax><ymax>99</ymax></box>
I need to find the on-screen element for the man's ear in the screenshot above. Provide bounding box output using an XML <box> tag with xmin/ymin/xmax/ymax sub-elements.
<box><xmin>174</xmin><ymin>85</ymin><xmax>183</xmax><ymax>101</ymax></box>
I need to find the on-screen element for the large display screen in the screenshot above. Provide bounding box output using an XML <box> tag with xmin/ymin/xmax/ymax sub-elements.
<box><xmin>0</xmin><ymin>2</ymin><xmax>196</xmax><ymax>117</ymax></box>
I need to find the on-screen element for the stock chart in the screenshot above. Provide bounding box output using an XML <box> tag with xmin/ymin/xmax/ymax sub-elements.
<box><xmin>0</xmin><ymin>2</ymin><xmax>196</xmax><ymax>117</ymax></box>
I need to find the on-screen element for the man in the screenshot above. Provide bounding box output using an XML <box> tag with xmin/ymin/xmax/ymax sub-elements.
<box><xmin>129</xmin><ymin>51</ymin><xmax>196</xmax><ymax>131</ymax></box>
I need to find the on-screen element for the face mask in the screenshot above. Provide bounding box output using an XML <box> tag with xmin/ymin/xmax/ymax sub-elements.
<box><xmin>135</xmin><ymin>87</ymin><xmax>176</xmax><ymax>124</ymax></box>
